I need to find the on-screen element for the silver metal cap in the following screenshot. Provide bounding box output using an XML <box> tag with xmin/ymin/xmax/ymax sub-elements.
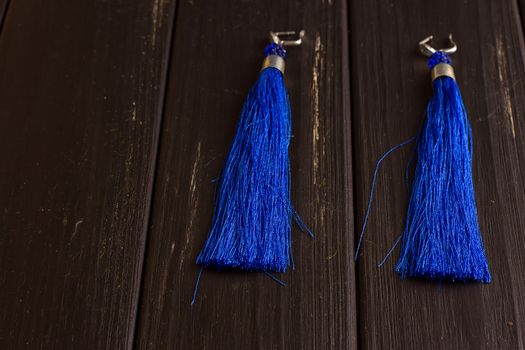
<box><xmin>431</xmin><ymin>63</ymin><xmax>455</xmax><ymax>81</ymax></box>
<box><xmin>261</xmin><ymin>55</ymin><xmax>285</xmax><ymax>74</ymax></box>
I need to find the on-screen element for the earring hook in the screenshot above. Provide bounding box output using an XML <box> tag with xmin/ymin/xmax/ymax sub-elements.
<box><xmin>270</xmin><ymin>30</ymin><xmax>305</xmax><ymax>47</ymax></box>
<box><xmin>419</xmin><ymin>34</ymin><xmax>457</xmax><ymax>57</ymax></box>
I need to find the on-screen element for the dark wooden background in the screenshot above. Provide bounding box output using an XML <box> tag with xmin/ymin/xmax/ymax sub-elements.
<box><xmin>0</xmin><ymin>0</ymin><xmax>524</xmax><ymax>349</ymax></box>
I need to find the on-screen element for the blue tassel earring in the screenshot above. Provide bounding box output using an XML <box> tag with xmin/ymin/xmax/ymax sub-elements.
<box><xmin>193</xmin><ymin>31</ymin><xmax>312</xmax><ymax>302</ymax></box>
<box><xmin>395</xmin><ymin>35</ymin><xmax>491</xmax><ymax>282</ymax></box>
<box><xmin>355</xmin><ymin>35</ymin><xmax>490</xmax><ymax>284</ymax></box>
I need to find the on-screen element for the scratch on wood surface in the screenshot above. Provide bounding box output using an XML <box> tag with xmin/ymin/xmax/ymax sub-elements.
<box><xmin>496</xmin><ymin>36</ymin><xmax>516</xmax><ymax>139</ymax></box>
<box><xmin>71</xmin><ymin>219</ymin><xmax>84</xmax><ymax>240</ymax></box>
<box><xmin>326</xmin><ymin>250</ymin><xmax>338</xmax><ymax>260</ymax></box>
<box><xmin>189</xmin><ymin>142</ymin><xmax>201</xmax><ymax>196</ymax></box>
<box><xmin>311</xmin><ymin>33</ymin><xmax>324</xmax><ymax>185</ymax></box>
<box><xmin>131</xmin><ymin>102</ymin><xmax>137</xmax><ymax>121</ymax></box>
<box><xmin>125</xmin><ymin>142</ymin><xmax>135</xmax><ymax>183</ymax></box>
<box><xmin>178</xmin><ymin>142</ymin><xmax>201</xmax><ymax>269</ymax></box>
<box><xmin>150</xmin><ymin>0</ymin><xmax>169</xmax><ymax>47</ymax></box>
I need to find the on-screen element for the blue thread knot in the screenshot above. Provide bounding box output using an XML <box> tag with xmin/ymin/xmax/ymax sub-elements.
<box><xmin>264</xmin><ymin>43</ymin><xmax>287</xmax><ymax>58</ymax></box>
<box><xmin>428</xmin><ymin>51</ymin><xmax>452</xmax><ymax>69</ymax></box>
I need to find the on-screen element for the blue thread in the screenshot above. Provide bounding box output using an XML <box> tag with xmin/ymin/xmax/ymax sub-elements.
<box><xmin>292</xmin><ymin>204</ymin><xmax>315</xmax><ymax>238</ymax></box>
<box><xmin>378</xmin><ymin>234</ymin><xmax>403</xmax><ymax>268</ymax></box>
<box><xmin>264</xmin><ymin>272</ymin><xmax>286</xmax><ymax>286</ymax></box>
<box><xmin>354</xmin><ymin>137</ymin><xmax>416</xmax><ymax>260</ymax></box>
<box><xmin>190</xmin><ymin>267</ymin><xmax>204</xmax><ymax>305</ymax></box>
<box><xmin>264</xmin><ymin>43</ymin><xmax>287</xmax><ymax>58</ymax></box>
<box><xmin>196</xmin><ymin>67</ymin><xmax>309</xmax><ymax>273</ymax></box>
<box><xmin>378</xmin><ymin>143</ymin><xmax>419</xmax><ymax>267</ymax></box>
<box><xmin>395</xmin><ymin>76</ymin><xmax>491</xmax><ymax>283</ymax></box>
<box><xmin>428</xmin><ymin>51</ymin><xmax>452</xmax><ymax>68</ymax></box>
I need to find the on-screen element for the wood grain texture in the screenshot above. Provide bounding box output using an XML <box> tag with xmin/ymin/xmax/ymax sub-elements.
<box><xmin>351</xmin><ymin>0</ymin><xmax>525</xmax><ymax>349</ymax></box>
<box><xmin>0</xmin><ymin>0</ymin><xmax>175</xmax><ymax>348</ymax></box>
<box><xmin>134</xmin><ymin>0</ymin><xmax>355</xmax><ymax>349</ymax></box>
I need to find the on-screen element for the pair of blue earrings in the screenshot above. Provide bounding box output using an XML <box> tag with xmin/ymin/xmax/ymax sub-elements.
<box><xmin>192</xmin><ymin>31</ymin><xmax>490</xmax><ymax>303</ymax></box>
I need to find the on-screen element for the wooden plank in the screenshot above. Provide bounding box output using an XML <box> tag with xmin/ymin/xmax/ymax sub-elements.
<box><xmin>135</xmin><ymin>0</ymin><xmax>355</xmax><ymax>349</ymax></box>
<box><xmin>0</xmin><ymin>0</ymin><xmax>175</xmax><ymax>348</ymax></box>
<box><xmin>0</xmin><ymin>1</ymin><xmax>8</xmax><ymax>30</ymax></box>
<box><xmin>351</xmin><ymin>0</ymin><xmax>525</xmax><ymax>348</ymax></box>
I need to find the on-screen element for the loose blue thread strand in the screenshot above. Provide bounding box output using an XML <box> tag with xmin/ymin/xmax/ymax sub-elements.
<box><xmin>264</xmin><ymin>272</ymin><xmax>286</xmax><ymax>286</ymax></box>
<box><xmin>378</xmin><ymin>234</ymin><xmax>402</xmax><ymax>268</ymax></box>
<box><xmin>354</xmin><ymin>137</ymin><xmax>415</xmax><ymax>260</ymax></box>
<box><xmin>378</xmin><ymin>143</ymin><xmax>418</xmax><ymax>267</ymax></box>
<box><xmin>190</xmin><ymin>267</ymin><xmax>204</xmax><ymax>305</ymax></box>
